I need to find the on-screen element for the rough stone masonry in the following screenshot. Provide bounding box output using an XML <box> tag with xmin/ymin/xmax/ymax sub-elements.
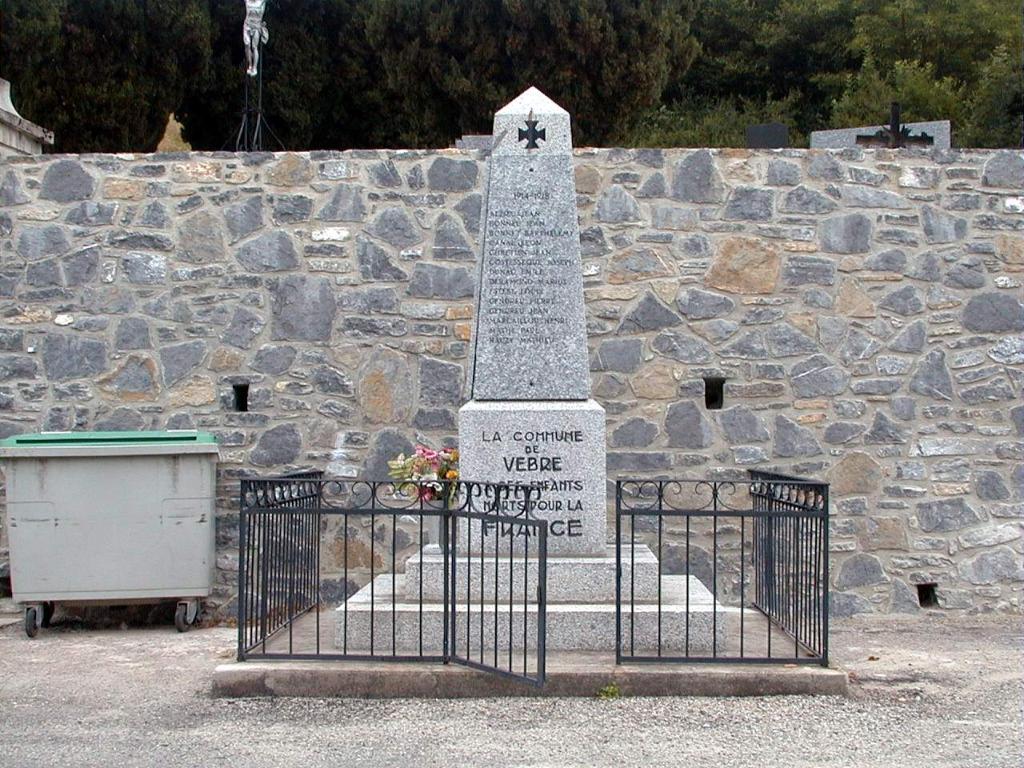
<box><xmin>0</xmin><ymin>146</ymin><xmax>1021</xmax><ymax>617</ymax></box>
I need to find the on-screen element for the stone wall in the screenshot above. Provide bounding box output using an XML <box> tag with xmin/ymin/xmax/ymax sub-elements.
<box><xmin>0</xmin><ymin>147</ymin><xmax>1021</xmax><ymax>615</ymax></box>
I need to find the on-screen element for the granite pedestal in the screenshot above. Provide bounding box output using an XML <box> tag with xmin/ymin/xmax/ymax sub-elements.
<box><xmin>458</xmin><ymin>400</ymin><xmax>606</xmax><ymax>557</ymax></box>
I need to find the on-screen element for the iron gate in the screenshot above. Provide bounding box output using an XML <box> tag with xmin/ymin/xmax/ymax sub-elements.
<box><xmin>447</xmin><ymin>508</ymin><xmax>548</xmax><ymax>685</ymax></box>
<box><xmin>237</xmin><ymin>473</ymin><xmax>548</xmax><ymax>686</ymax></box>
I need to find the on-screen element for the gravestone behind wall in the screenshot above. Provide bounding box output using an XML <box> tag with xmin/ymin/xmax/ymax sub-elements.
<box><xmin>745</xmin><ymin>122</ymin><xmax>789</xmax><ymax>149</ymax></box>
<box><xmin>810</xmin><ymin>120</ymin><xmax>951</xmax><ymax>149</ymax></box>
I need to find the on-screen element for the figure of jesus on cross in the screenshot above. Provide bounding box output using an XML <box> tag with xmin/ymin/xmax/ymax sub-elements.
<box><xmin>243</xmin><ymin>0</ymin><xmax>269</xmax><ymax>77</ymax></box>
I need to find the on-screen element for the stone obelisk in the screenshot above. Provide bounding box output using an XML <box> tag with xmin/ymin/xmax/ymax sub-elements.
<box><xmin>338</xmin><ymin>88</ymin><xmax>719</xmax><ymax>655</ymax></box>
<box><xmin>459</xmin><ymin>87</ymin><xmax>606</xmax><ymax>557</ymax></box>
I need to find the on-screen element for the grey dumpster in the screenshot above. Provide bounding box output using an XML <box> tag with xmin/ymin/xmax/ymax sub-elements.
<box><xmin>0</xmin><ymin>430</ymin><xmax>220</xmax><ymax>636</ymax></box>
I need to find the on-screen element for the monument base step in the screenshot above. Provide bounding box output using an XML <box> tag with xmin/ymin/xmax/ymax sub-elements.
<box><xmin>213</xmin><ymin>654</ymin><xmax>848</xmax><ymax>698</ymax></box>
<box><xmin>404</xmin><ymin>544</ymin><xmax>659</xmax><ymax>603</ymax></box>
<box><xmin>335</xmin><ymin>573</ymin><xmax>726</xmax><ymax>653</ymax></box>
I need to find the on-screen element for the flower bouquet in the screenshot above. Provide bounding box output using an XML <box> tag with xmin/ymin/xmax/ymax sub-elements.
<box><xmin>387</xmin><ymin>445</ymin><xmax>459</xmax><ymax>503</ymax></box>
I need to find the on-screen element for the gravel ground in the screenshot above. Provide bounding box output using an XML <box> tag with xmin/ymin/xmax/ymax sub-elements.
<box><xmin>0</xmin><ymin>613</ymin><xmax>1020</xmax><ymax>768</ymax></box>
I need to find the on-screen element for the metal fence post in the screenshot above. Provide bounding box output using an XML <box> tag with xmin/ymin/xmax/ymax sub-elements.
<box><xmin>536</xmin><ymin>516</ymin><xmax>547</xmax><ymax>685</ymax></box>
<box><xmin>822</xmin><ymin>483</ymin><xmax>830</xmax><ymax>667</ymax></box>
<box><xmin>615</xmin><ymin>481</ymin><xmax>622</xmax><ymax>664</ymax></box>
<box><xmin>237</xmin><ymin>481</ymin><xmax>248</xmax><ymax>662</ymax></box>
<box><xmin>443</xmin><ymin>487</ymin><xmax>451</xmax><ymax>665</ymax></box>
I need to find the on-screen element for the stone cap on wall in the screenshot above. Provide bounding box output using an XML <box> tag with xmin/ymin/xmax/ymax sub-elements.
<box><xmin>0</xmin><ymin>79</ymin><xmax>54</xmax><ymax>155</ymax></box>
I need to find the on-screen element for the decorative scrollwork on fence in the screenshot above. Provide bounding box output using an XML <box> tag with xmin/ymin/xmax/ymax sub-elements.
<box><xmin>617</xmin><ymin>478</ymin><xmax>796</xmax><ymax>514</ymax></box>
<box><xmin>240</xmin><ymin>475</ymin><xmax>540</xmax><ymax>516</ymax></box>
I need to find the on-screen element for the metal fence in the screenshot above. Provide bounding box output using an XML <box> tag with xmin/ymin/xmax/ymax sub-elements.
<box><xmin>615</xmin><ymin>470</ymin><xmax>829</xmax><ymax>666</ymax></box>
<box><xmin>237</xmin><ymin>473</ymin><xmax>548</xmax><ymax>685</ymax></box>
<box><xmin>238</xmin><ymin>470</ymin><xmax>322</xmax><ymax>658</ymax></box>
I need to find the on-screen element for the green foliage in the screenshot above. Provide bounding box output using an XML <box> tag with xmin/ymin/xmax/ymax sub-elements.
<box><xmin>960</xmin><ymin>47</ymin><xmax>1024</xmax><ymax>148</ymax></box>
<box><xmin>596</xmin><ymin>682</ymin><xmax>621</xmax><ymax>700</ymax></box>
<box><xmin>617</xmin><ymin>94</ymin><xmax>805</xmax><ymax>148</ymax></box>
<box><xmin>668</xmin><ymin>0</ymin><xmax>770</xmax><ymax>101</ymax></box>
<box><xmin>3</xmin><ymin>0</ymin><xmax>697</xmax><ymax>151</ymax></box>
<box><xmin>178</xmin><ymin>0</ymin><xmax>378</xmax><ymax>151</ymax></box>
<box><xmin>355</xmin><ymin>0</ymin><xmax>699</xmax><ymax>147</ymax></box>
<box><xmin>0</xmin><ymin>2</ymin><xmax>62</xmax><ymax>134</ymax></box>
<box><xmin>174</xmin><ymin>0</ymin><xmax>244</xmax><ymax>151</ymax></box>
<box><xmin>646</xmin><ymin>0</ymin><xmax>1022</xmax><ymax>147</ymax></box>
<box><xmin>757</xmin><ymin>0</ymin><xmax>860</xmax><ymax>128</ymax></box>
<box><xmin>829</xmin><ymin>58</ymin><xmax>966</xmax><ymax>129</ymax></box>
<box><xmin>0</xmin><ymin>0</ymin><xmax>210</xmax><ymax>153</ymax></box>
<box><xmin>0</xmin><ymin>0</ymin><xmax>1018</xmax><ymax>150</ymax></box>
<box><xmin>666</xmin><ymin>0</ymin><xmax>860</xmax><ymax>138</ymax></box>
<box><xmin>849</xmin><ymin>0</ymin><xmax>1018</xmax><ymax>84</ymax></box>
<box><xmin>179</xmin><ymin>0</ymin><xmax>699</xmax><ymax>150</ymax></box>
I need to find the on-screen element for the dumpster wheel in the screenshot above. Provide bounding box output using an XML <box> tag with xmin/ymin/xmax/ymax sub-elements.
<box><xmin>175</xmin><ymin>600</ymin><xmax>199</xmax><ymax>633</ymax></box>
<box><xmin>24</xmin><ymin>607</ymin><xmax>39</xmax><ymax>638</ymax></box>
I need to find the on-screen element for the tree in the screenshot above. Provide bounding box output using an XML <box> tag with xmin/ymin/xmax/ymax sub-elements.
<box><xmin>665</xmin><ymin>0</ymin><xmax>774</xmax><ymax>103</ymax></box>
<box><xmin>758</xmin><ymin>0</ymin><xmax>860</xmax><ymax>129</ymax></box>
<box><xmin>173</xmin><ymin>0</ymin><xmax>244</xmax><ymax>151</ymax></box>
<box><xmin>662</xmin><ymin>0</ymin><xmax>860</xmax><ymax>141</ymax></box>
<box><xmin>4</xmin><ymin>0</ymin><xmax>1017</xmax><ymax>151</ymax></box>
<box><xmin>0</xmin><ymin>2</ymin><xmax>61</xmax><ymax>136</ymax></box>
<box><xmin>179</xmin><ymin>0</ymin><xmax>699</xmax><ymax>150</ymax></box>
<box><xmin>362</xmin><ymin>0</ymin><xmax>700</xmax><ymax>147</ymax></box>
<box><xmin>961</xmin><ymin>47</ymin><xmax>1024</xmax><ymax>148</ymax></box>
<box><xmin>829</xmin><ymin>58</ymin><xmax>966</xmax><ymax>131</ymax></box>
<box><xmin>616</xmin><ymin>93</ymin><xmax>805</xmax><ymax>148</ymax></box>
<box><xmin>0</xmin><ymin>0</ymin><xmax>211</xmax><ymax>153</ymax></box>
<box><xmin>849</xmin><ymin>0</ymin><xmax>1018</xmax><ymax>85</ymax></box>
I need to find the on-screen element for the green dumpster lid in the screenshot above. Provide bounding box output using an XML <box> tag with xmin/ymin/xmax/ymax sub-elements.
<box><xmin>0</xmin><ymin>430</ymin><xmax>218</xmax><ymax>447</ymax></box>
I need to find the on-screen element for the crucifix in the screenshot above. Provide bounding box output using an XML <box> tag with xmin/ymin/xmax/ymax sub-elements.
<box><xmin>243</xmin><ymin>0</ymin><xmax>269</xmax><ymax>78</ymax></box>
<box><xmin>855</xmin><ymin>102</ymin><xmax>934</xmax><ymax>149</ymax></box>
<box><xmin>235</xmin><ymin>0</ymin><xmax>282</xmax><ymax>151</ymax></box>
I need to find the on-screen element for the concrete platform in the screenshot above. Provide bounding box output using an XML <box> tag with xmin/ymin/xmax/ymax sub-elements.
<box><xmin>212</xmin><ymin>652</ymin><xmax>848</xmax><ymax>698</ymax></box>
<box><xmin>336</xmin><ymin>573</ymin><xmax>724</xmax><ymax>652</ymax></box>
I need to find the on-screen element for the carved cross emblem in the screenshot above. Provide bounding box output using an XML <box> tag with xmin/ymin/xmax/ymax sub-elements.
<box><xmin>518</xmin><ymin>119</ymin><xmax>546</xmax><ymax>150</ymax></box>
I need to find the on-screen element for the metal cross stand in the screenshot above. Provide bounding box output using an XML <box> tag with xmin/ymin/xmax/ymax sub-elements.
<box><xmin>235</xmin><ymin>63</ymin><xmax>280</xmax><ymax>151</ymax></box>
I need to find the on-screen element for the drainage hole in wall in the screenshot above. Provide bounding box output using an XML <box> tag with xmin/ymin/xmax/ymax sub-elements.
<box><xmin>916</xmin><ymin>583</ymin><xmax>938</xmax><ymax>608</ymax></box>
<box><xmin>232</xmin><ymin>383</ymin><xmax>250</xmax><ymax>412</ymax></box>
<box><xmin>703</xmin><ymin>377</ymin><xmax>726</xmax><ymax>410</ymax></box>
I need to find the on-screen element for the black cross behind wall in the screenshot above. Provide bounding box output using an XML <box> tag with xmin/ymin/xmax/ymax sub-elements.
<box><xmin>855</xmin><ymin>102</ymin><xmax>934</xmax><ymax>149</ymax></box>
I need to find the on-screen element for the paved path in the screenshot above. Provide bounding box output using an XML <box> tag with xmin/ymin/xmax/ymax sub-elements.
<box><xmin>0</xmin><ymin>614</ymin><xmax>1019</xmax><ymax>767</ymax></box>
